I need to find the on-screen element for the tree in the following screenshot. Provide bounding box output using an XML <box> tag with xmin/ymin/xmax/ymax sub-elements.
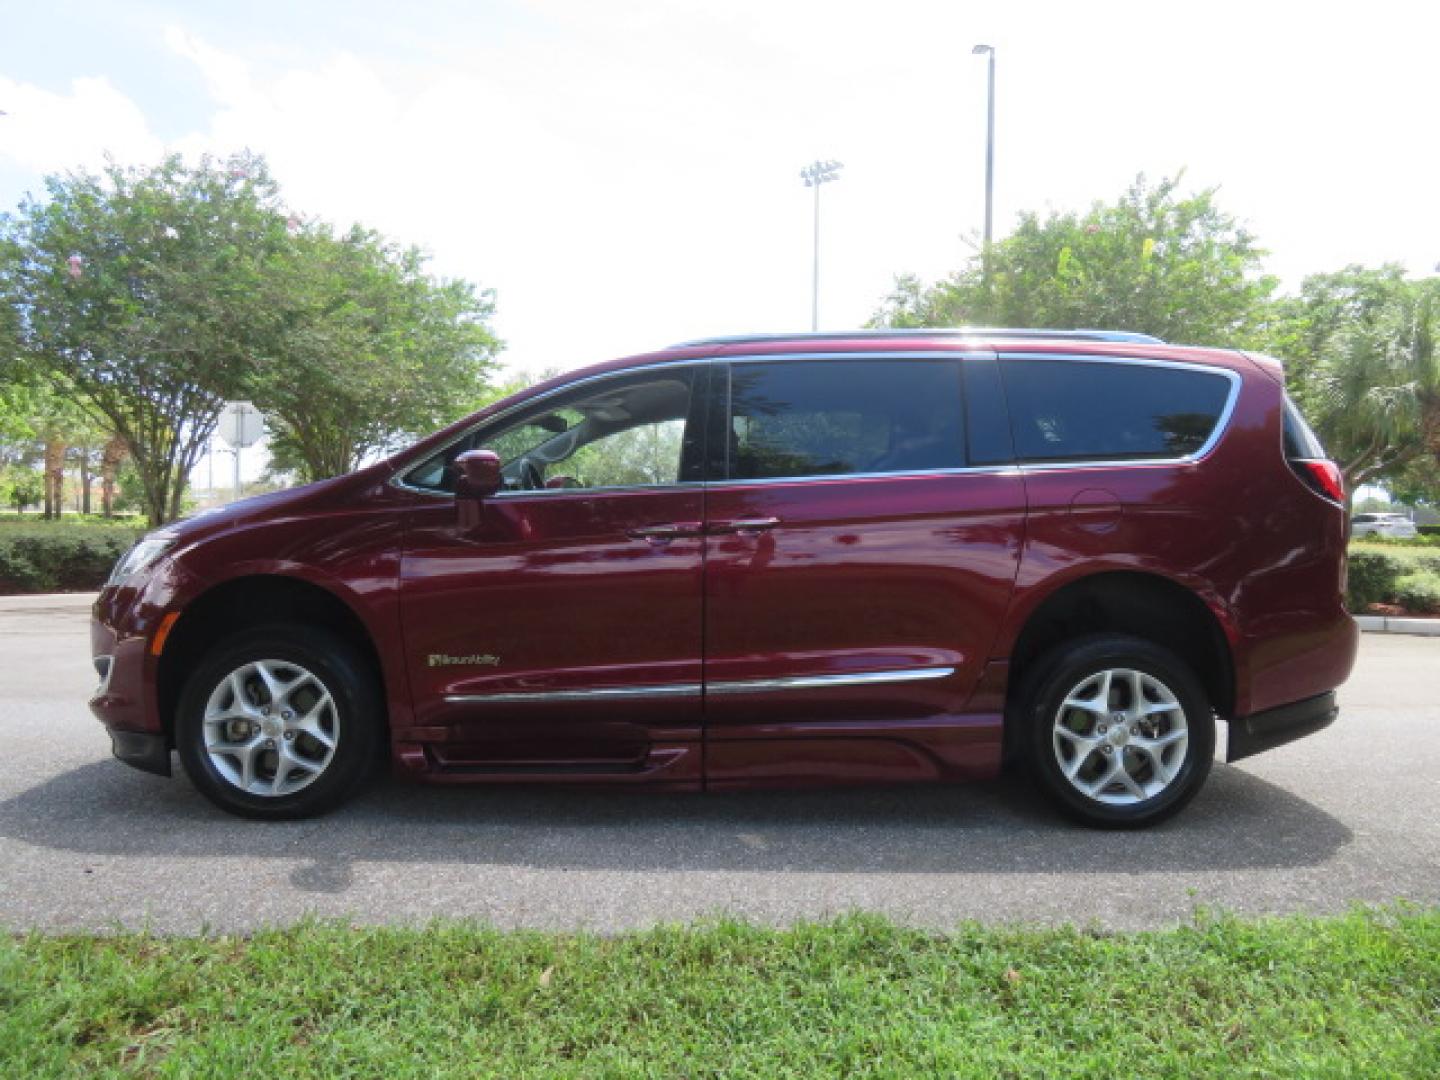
<box><xmin>1265</xmin><ymin>266</ymin><xmax>1439</xmax><ymax>494</ymax></box>
<box><xmin>251</xmin><ymin>224</ymin><xmax>501</xmax><ymax>482</ymax></box>
<box><xmin>2</xmin><ymin>466</ymin><xmax>42</xmax><ymax>513</ymax></box>
<box><xmin>0</xmin><ymin>375</ymin><xmax>98</xmax><ymax>518</ymax></box>
<box><xmin>98</xmin><ymin>433</ymin><xmax>127</xmax><ymax>518</ymax></box>
<box><xmin>871</xmin><ymin>174</ymin><xmax>1277</xmax><ymax>346</ymax></box>
<box><xmin>0</xmin><ymin>153</ymin><xmax>290</xmax><ymax>525</ymax></box>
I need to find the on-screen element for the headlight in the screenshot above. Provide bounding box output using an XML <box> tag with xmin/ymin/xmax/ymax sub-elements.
<box><xmin>107</xmin><ymin>532</ymin><xmax>178</xmax><ymax>586</ymax></box>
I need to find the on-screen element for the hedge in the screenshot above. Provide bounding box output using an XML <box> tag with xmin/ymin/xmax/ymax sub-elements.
<box><xmin>1395</xmin><ymin>572</ymin><xmax>1440</xmax><ymax>615</ymax></box>
<box><xmin>1346</xmin><ymin>543</ymin><xmax>1440</xmax><ymax>611</ymax></box>
<box><xmin>0</xmin><ymin>523</ymin><xmax>144</xmax><ymax>594</ymax></box>
<box><xmin>1359</xmin><ymin>531</ymin><xmax>1440</xmax><ymax>549</ymax></box>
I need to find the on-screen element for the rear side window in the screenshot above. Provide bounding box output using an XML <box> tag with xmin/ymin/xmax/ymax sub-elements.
<box><xmin>725</xmin><ymin>360</ymin><xmax>964</xmax><ymax>480</ymax></box>
<box><xmin>1282</xmin><ymin>394</ymin><xmax>1326</xmax><ymax>460</ymax></box>
<box><xmin>1000</xmin><ymin>358</ymin><xmax>1232</xmax><ymax>463</ymax></box>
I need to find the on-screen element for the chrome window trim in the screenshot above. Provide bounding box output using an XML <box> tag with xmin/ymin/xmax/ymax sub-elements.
<box><xmin>443</xmin><ymin>666</ymin><xmax>957</xmax><ymax>705</ymax></box>
<box><xmin>390</xmin><ymin>348</ymin><xmax>1239</xmax><ymax>497</ymax></box>
<box><xmin>707</xmin><ymin>465</ymin><xmax>1018</xmax><ymax>489</ymax></box>
<box><xmin>997</xmin><ymin>352</ymin><xmax>1242</xmax><ymax>471</ymax></box>
<box><xmin>389</xmin><ymin>358</ymin><xmax>707</xmax><ymax>498</ymax></box>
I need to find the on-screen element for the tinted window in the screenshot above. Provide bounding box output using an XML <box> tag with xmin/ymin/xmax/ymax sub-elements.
<box><xmin>1283</xmin><ymin>394</ymin><xmax>1326</xmax><ymax>460</ymax></box>
<box><xmin>1000</xmin><ymin>359</ymin><xmax>1231</xmax><ymax>463</ymax></box>
<box><xmin>404</xmin><ymin>370</ymin><xmax>699</xmax><ymax>493</ymax></box>
<box><xmin>962</xmin><ymin>356</ymin><xmax>1015</xmax><ymax>466</ymax></box>
<box><xmin>726</xmin><ymin>360</ymin><xmax>964</xmax><ymax>480</ymax></box>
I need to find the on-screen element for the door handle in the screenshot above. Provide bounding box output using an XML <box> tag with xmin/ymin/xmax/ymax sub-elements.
<box><xmin>627</xmin><ymin>521</ymin><xmax>703</xmax><ymax>542</ymax></box>
<box><xmin>709</xmin><ymin>517</ymin><xmax>781</xmax><ymax>535</ymax></box>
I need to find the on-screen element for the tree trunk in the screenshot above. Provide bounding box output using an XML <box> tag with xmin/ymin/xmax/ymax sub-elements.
<box><xmin>79</xmin><ymin>452</ymin><xmax>92</xmax><ymax>515</ymax></box>
<box><xmin>100</xmin><ymin>435</ymin><xmax>126</xmax><ymax>518</ymax></box>
<box><xmin>43</xmin><ymin>439</ymin><xmax>66</xmax><ymax>520</ymax></box>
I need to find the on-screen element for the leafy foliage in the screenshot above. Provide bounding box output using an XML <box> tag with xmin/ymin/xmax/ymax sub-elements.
<box><xmin>0</xmin><ymin>520</ymin><xmax>143</xmax><ymax>592</ymax></box>
<box><xmin>0</xmin><ymin>153</ymin><xmax>287</xmax><ymax>525</ymax></box>
<box><xmin>1</xmin><ymin>153</ymin><xmax>504</xmax><ymax>520</ymax></box>
<box><xmin>253</xmin><ymin>224</ymin><xmax>501</xmax><ymax>482</ymax></box>
<box><xmin>1264</xmin><ymin>266</ymin><xmax>1439</xmax><ymax>491</ymax></box>
<box><xmin>872</xmin><ymin>175</ymin><xmax>1277</xmax><ymax>346</ymax></box>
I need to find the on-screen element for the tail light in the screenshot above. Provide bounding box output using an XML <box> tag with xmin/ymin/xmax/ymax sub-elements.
<box><xmin>1297</xmin><ymin>459</ymin><xmax>1344</xmax><ymax>504</ymax></box>
<box><xmin>1282</xmin><ymin>396</ymin><xmax>1343</xmax><ymax>504</ymax></box>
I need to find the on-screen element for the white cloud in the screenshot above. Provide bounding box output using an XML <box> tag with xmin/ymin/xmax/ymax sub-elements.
<box><xmin>2</xmin><ymin>0</ymin><xmax>1437</xmax><ymax>385</ymax></box>
<box><xmin>0</xmin><ymin>74</ymin><xmax>163</xmax><ymax>175</ymax></box>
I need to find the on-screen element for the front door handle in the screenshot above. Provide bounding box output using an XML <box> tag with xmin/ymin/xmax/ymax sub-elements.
<box><xmin>628</xmin><ymin>521</ymin><xmax>704</xmax><ymax>542</ymax></box>
<box><xmin>709</xmin><ymin>517</ymin><xmax>781</xmax><ymax>535</ymax></box>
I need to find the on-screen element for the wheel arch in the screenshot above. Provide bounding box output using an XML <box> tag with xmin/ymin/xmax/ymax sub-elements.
<box><xmin>156</xmin><ymin>573</ymin><xmax>387</xmax><ymax>743</ymax></box>
<box><xmin>1004</xmin><ymin>570</ymin><xmax>1236</xmax><ymax>724</ymax></box>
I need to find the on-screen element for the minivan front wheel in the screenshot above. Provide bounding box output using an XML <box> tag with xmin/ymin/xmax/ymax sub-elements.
<box><xmin>175</xmin><ymin>625</ymin><xmax>381</xmax><ymax>820</ymax></box>
<box><xmin>1018</xmin><ymin>634</ymin><xmax>1214</xmax><ymax>828</ymax></box>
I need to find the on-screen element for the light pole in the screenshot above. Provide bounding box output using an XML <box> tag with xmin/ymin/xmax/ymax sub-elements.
<box><xmin>800</xmin><ymin>159</ymin><xmax>843</xmax><ymax>331</ymax></box>
<box><xmin>972</xmin><ymin>44</ymin><xmax>996</xmax><ymax>257</ymax></box>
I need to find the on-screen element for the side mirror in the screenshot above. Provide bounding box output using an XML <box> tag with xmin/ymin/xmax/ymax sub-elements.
<box><xmin>454</xmin><ymin>449</ymin><xmax>503</xmax><ymax>500</ymax></box>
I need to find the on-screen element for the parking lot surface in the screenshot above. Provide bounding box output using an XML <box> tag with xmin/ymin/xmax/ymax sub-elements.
<box><xmin>1</xmin><ymin>593</ymin><xmax>1435</xmax><ymax>933</ymax></box>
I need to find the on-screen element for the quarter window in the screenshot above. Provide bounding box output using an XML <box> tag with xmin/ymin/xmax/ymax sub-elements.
<box><xmin>1000</xmin><ymin>358</ymin><xmax>1231</xmax><ymax>463</ymax></box>
<box><xmin>725</xmin><ymin>360</ymin><xmax>964</xmax><ymax>481</ymax></box>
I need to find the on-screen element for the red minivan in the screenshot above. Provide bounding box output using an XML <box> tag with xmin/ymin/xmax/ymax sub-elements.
<box><xmin>90</xmin><ymin>329</ymin><xmax>1358</xmax><ymax>826</ymax></box>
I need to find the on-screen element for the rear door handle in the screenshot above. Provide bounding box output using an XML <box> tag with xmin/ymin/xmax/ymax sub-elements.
<box><xmin>627</xmin><ymin>521</ymin><xmax>704</xmax><ymax>542</ymax></box>
<box><xmin>709</xmin><ymin>517</ymin><xmax>781</xmax><ymax>535</ymax></box>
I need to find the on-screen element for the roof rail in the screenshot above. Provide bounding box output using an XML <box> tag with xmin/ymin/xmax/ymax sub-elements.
<box><xmin>669</xmin><ymin>327</ymin><xmax>1166</xmax><ymax>348</ymax></box>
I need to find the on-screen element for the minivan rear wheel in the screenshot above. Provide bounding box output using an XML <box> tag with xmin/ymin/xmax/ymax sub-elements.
<box><xmin>175</xmin><ymin>625</ymin><xmax>382</xmax><ymax>820</ymax></box>
<box><xmin>1017</xmin><ymin>634</ymin><xmax>1214</xmax><ymax>828</ymax></box>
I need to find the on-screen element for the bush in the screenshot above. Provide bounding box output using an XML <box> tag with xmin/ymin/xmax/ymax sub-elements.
<box><xmin>1395</xmin><ymin>572</ymin><xmax>1440</xmax><ymax>615</ymax></box>
<box><xmin>1358</xmin><ymin>532</ymin><xmax>1440</xmax><ymax>549</ymax></box>
<box><xmin>1359</xmin><ymin>544</ymin><xmax>1440</xmax><ymax>576</ymax></box>
<box><xmin>0</xmin><ymin>523</ymin><xmax>143</xmax><ymax>593</ymax></box>
<box><xmin>1347</xmin><ymin>548</ymin><xmax>1404</xmax><ymax>609</ymax></box>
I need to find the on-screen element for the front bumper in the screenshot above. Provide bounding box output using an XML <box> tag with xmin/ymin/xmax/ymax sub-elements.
<box><xmin>1227</xmin><ymin>691</ymin><xmax>1338</xmax><ymax>763</ymax></box>
<box><xmin>90</xmin><ymin>582</ymin><xmax>180</xmax><ymax>774</ymax></box>
<box><xmin>109</xmin><ymin>729</ymin><xmax>172</xmax><ymax>776</ymax></box>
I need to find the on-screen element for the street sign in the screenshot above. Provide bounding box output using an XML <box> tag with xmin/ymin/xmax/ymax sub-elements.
<box><xmin>217</xmin><ymin>401</ymin><xmax>264</xmax><ymax>449</ymax></box>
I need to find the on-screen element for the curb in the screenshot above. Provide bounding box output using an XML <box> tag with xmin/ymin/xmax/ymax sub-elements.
<box><xmin>0</xmin><ymin>592</ymin><xmax>98</xmax><ymax>610</ymax></box>
<box><xmin>1353</xmin><ymin>615</ymin><xmax>1440</xmax><ymax>637</ymax></box>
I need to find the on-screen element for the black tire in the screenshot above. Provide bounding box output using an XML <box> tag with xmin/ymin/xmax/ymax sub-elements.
<box><xmin>1016</xmin><ymin>633</ymin><xmax>1215</xmax><ymax>828</ymax></box>
<box><xmin>175</xmin><ymin>625</ymin><xmax>383</xmax><ymax>820</ymax></box>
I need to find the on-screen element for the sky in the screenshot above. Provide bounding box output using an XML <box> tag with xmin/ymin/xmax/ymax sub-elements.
<box><xmin>1</xmin><ymin>0</ymin><xmax>1437</xmax><ymax>480</ymax></box>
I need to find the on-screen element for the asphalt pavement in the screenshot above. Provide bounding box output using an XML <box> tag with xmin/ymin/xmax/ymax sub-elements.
<box><xmin>2</xmin><ymin>593</ymin><xmax>1436</xmax><ymax>933</ymax></box>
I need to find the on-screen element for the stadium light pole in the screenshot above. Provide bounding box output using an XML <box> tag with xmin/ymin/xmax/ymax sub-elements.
<box><xmin>972</xmin><ymin>44</ymin><xmax>996</xmax><ymax>258</ymax></box>
<box><xmin>800</xmin><ymin>159</ymin><xmax>843</xmax><ymax>331</ymax></box>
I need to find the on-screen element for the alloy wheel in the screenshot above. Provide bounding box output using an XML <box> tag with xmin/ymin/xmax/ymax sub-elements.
<box><xmin>1051</xmin><ymin>667</ymin><xmax>1189</xmax><ymax>805</ymax></box>
<box><xmin>201</xmin><ymin>659</ymin><xmax>340</xmax><ymax>797</ymax></box>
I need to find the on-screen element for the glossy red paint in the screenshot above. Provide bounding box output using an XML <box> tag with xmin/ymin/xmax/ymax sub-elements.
<box><xmin>702</xmin><ymin>469</ymin><xmax>1023</xmax><ymax>782</ymax></box>
<box><xmin>398</xmin><ymin>487</ymin><xmax>704</xmax><ymax>773</ymax></box>
<box><xmin>89</xmin><ymin>331</ymin><xmax>1357</xmax><ymax>800</ymax></box>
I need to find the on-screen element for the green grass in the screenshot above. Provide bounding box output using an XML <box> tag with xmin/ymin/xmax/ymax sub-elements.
<box><xmin>3</xmin><ymin>910</ymin><xmax>1437</xmax><ymax>1077</ymax></box>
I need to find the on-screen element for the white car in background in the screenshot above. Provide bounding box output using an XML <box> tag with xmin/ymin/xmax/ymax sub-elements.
<box><xmin>1351</xmin><ymin>512</ymin><xmax>1419</xmax><ymax>539</ymax></box>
